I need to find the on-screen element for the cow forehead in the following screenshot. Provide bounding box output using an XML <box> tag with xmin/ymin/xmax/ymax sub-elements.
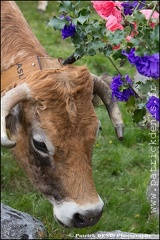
<box><xmin>25</xmin><ymin>67</ymin><xmax>96</xmax><ymax>121</ymax></box>
<box><xmin>25</xmin><ymin>65</ymin><xmax>94</xmax><ymax>98</ymax></box>
<box><xmin>37</xmin><ymin>97</ymin><xmax>98</xmax><ymax>146</ymax></box>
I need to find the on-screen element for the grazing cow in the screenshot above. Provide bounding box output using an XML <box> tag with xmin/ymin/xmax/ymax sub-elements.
<box><xmin>1</xmin><ymin>1</ymin><xmax>124</xmax><ymax>228</ymax></box>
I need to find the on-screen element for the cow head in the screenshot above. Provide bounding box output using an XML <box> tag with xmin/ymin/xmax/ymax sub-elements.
<box><xmin>1</xmin><ymin>65</ymin><xmax>123</xmax><ymax>228</ymax></box>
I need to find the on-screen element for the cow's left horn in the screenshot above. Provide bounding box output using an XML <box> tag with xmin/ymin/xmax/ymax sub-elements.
<box><xmin>92</xmin><ymin>73</ymin><xmax>124</xmax><ymax>141</ymax></box>
<box><xmin>1</xmin><ymin>83</ymin><xmax>31</xmax><ymax>148</ymax></box>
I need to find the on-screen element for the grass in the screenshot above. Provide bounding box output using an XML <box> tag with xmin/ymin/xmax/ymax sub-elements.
<box><xmin>1</xmin><ymin>1</ymin><xmax>159</xmax><ymax>239</ymax></box>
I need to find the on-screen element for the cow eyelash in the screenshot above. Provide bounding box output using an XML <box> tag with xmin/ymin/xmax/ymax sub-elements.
<box><xmin>33</xmin><ymin>138</ymin><xmax>48</xmax><ymax>154</ymax></box>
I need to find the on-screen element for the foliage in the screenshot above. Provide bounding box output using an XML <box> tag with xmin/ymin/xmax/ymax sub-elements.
<box><xmin>48</xmin><ymin>1</ymin><xmax>159</xmax><ymax>124</ymax></box>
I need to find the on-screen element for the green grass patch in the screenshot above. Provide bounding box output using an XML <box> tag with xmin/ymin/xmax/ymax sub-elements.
<box><xmin>1</xmin><ymin>1</ymin><xmax>159</xmax><ymax>239</ymax></box>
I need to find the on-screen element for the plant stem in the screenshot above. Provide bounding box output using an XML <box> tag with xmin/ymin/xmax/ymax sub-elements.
<box><xmin>107</xmin><ymin>56</ymin><xmax>142</xmax><ymax>99</ymax></box>
<box><xmin>119</xmin><ymin>59</ymin><xmax>128</xmax><ymax>67</ymax></box>
<box><xmin>138</xmin><ymin>1</ymin><xmax>147</xmax><ymax>7</ymax></box>
<box><xmin>134</xmin><ymin>2</ymin><xmax>141</xmax><ymax>11</ymax></box>
<box><xmin>107</xmin><ymin>56</ymin><xmax>122</xmax><ymax>75</ymax></box>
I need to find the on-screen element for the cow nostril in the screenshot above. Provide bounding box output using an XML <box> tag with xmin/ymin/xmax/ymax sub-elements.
<box><xmin>73</xmin><ymin>213</ymin><xmax>85</xmax><ymax>225</ymax></box>
<box><xmin>73</xmin><ymin>210</ymin><xmax>103</xmax><ymax>228</ymax></box>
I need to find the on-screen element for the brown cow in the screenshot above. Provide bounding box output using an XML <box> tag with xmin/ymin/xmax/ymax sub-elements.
<box><xmin>1</xmin><ymin>1</ymin><xmax>124</xmax><ymax>228</ymax></box>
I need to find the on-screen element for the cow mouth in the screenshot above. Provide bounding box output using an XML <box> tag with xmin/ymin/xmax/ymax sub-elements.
<box><xmin>54</xmin><ymin>210</ymin><xmax>103</xmax><ymax>228</ymax></box>
<box><xmin>72</xmin><ymin>211</ymin><xmax>103</xmax><ymax>228</ymax></box>
<box><xmin>54</xmin><ymin>216</ymin><xmax>70</xmax><ymax>228</ymax></box>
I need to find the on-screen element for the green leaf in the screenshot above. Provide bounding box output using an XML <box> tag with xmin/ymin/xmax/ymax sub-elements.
<box><xmin>87</xmin><ymin>48</ymin><xmax>96</xmax><ymax>56</ymax></box>
<box><xmin>123</xmin><ymin>26</ymin><xmax>131</xmax><ymax>36</ymax></box>
<box><xmin>138</xmin><ymin>80</ymin><xmax>152</xmax><ymax>95</ymax></box>
<box><xmin>112</xmin><ymin>49</ymin><xmax>126</xmax><ymax>61</ymax></box>
<box><xmin>71</xmin><ymin>32</ymin><xmax>82</xmax><ymax>45</ymax></box>
<box><xmin>77</xmin><ymin>7</ymin><xmax>91</xmax><ymax>22</ymax></box>
<box><xmin>87</xmin><ymin>41</ymin><xmax>106</xmax><ymax>52</ymax></box>
<box><xmin>48</xmin><ymin>17</ymin><xmax>68</xmax><ymax>30</ymax></box>
<box><xmin>125</xmin><ymin>96</ymin><xmax>136</xmax><ymax>113</ymax></box>
<box><xmin>132</xmin><ymin>10</ymin><xmax>146</xmax><ymax>23</ymax></box>
<box><xmin>58</xmin><ymin>1</ymin><xmax>75</xmax><ymax>13</ymax></box>
<box><xmin>91</xmin><ymin>21</ymin><xmax>106</xmax><ymax>39</ymax></box>
<box><xmin>102</xmin><ymin>45</ymin><xmax>113</xmax><ymax>57</ymax></box>
<box><xmin>74</xmin><ymin>47</ymin><xmax>85</xmax><ymax>59</ymax></box>
<box><xmin>130</xmin><ymin>38</ymin><xmax>140</xmax><ymax>46</ymax></box>
<box><xmin>71</xmin><ymin>28</ymin><xmax>87</xmax><ymax>45</ymax></box>
<box><xmin>133</xmin><ymin>108</ymin><xmax>146</xmax><ymax>123</ymax></box>
<box><xmin>150</xmin><ymin>25</ymin><xmax>159</xmax><ymax>42</ymax></box>
<box><xmin>85</xmin><ymin>41</ymin><xmax>105</xmax><ymax>56</ymax></box>
<box><xmin>119</xmin><ymin>84</ymin><xmax>129</xmax><ymax>92</ymax></box>
<box><xmin>85</xmin><ymin>24</ymin><xmax>93</xmax><ymax>34</ymax></box>
<box><xmin>77</xmin><ymin>15</ymin><xmax>88</xmax><ymax>25</ymax></box>
<box><xmin>107</xmin><ymin>30</ymin><xmax>125</xmax><ymax>45</ymax></box>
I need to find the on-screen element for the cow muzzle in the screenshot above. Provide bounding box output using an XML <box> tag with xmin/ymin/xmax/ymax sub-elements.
<box><xmin>49</xmin><ymin>195</ymin><xmax>104</xmax><ymax>228</ymax></box>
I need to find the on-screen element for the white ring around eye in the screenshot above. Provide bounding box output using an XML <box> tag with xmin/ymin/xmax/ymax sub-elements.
<box><xmin>32</xmin><ymin>132</ymin><xmax>55</xmax><ymax>156</ymax></box>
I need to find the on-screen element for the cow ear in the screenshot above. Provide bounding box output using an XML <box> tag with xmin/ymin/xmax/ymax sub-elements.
<box><xmin>6</xmin><ymin>103</ymin><xmax>22</xmax><ymax>135</ymax></box>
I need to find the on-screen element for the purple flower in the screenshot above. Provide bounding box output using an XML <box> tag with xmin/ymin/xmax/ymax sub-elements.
<box><xmin>61</xmin><ymin>23</ymin><xmax>76</xmax><ymax>39</ymax></box>
<box><xmin>122</xmin><ymin>49</ymin><xmax>159</xmax><ymax>79</ymax></box>
<box><xmin>122</xmin><ymin>48</ymin><xmax>140</xmax><ymax>64</ymax></box>
<box><xmin>136</xmin><ymin>53</ymin><xmax>159</xmax><ymax>79</ymax></box>
<box><xmin>121</xmin><ymin>1</ymin><xmax>137</xmax><ymax>15</ymax></box>
<box><xmin>146</xmin><ymin>96</ymin><xmax>160</xmax><ymax>121</ymax></box>
<box><xmin>60</xmin><ymin>15</ymin><xmax>71</xmax><ymax>21</ymax></box>
<box><xmin>60</xmin><ymin>15</ymin><xmax>76</xmax><ymax>39</ymax></box>
<box><xmin>122</xmin><ymin>1</ymin><xmax>145</xmax><ymax>15</ymax></box>
<box><xmin>110</xmin><ymin>74</ymin><xmax>135</xmax><ymax>101</ymax></box>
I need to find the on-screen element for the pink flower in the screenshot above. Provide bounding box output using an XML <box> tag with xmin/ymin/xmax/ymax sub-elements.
<box><xmin>140</xmin><ymin>9</ymin><xmax>159</xmax><ymax>20</ymax></box>
<box><xmin>92</xmin><ymin>1</ymin><xmax>122</xmax><ymax>22</ymax></box>
<box><xmin>112</xmin><ymin>44</ymin><xmax>121</xmax><ymax>50</ymax></box>
<box><xmin>106</xmin><ymin>15</ymin><xmax>124</xmax><ymax>31</ymax></box>
<box><xmin>126</xmin><ymin>35</ymin><xmax>132</xmax><ymax>42</ymax></box>
<box><xmin>140</xmin><ymin>9</ymin><xmax>159</xmax><ymax>28</ymax></box>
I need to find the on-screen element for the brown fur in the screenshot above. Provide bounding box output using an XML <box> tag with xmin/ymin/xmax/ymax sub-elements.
<box><xmin>1</xmin><ymin>1</ymin><xmax>47</xmax><ymax>72</ymax></box>
<box><xmin>9</xmin><ymin>66</ymin><xmax>99</xmax><ymax>203</ymax></box>
<box><xmin>2</xmin><ymin>1</ymin><xmax>100</xmax><ymax>204</ymax></box>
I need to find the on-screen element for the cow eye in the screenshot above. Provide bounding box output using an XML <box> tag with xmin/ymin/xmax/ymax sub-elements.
<box><xmin>33</xmin><ymin>138</ymin><xmax>48</xmax><ymax>153</ymax></box>
<box><xmin>98</xmin><ymin>120</ymin><xmax>102</xmax><ymax>131</ymax></box>
<box><xmin>99</xmin><ymin>126</ymin><xmax>102</xmax><ymax>131</ymax></box>
<box><xmin>96</xmin><ymin>120</ymin><xmax>102</xmax><ymax>137</ymax></box>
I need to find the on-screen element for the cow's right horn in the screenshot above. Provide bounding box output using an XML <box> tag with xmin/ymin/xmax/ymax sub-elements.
<box><xmin>92</xmin><ymin>73</ymin><xmax>124</xmax><ymax>141</ymax></box>
<box><xmin>1</xmin><ymin>83</ymin><xmax>31</xmax><ymax>148</ymax></box>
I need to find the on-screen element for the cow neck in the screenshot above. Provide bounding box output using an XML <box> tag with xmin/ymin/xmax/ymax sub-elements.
<box><xmin>1</xmin><ymin>56</ymin><xmax>63</xmax><ymax>92</ymax></box>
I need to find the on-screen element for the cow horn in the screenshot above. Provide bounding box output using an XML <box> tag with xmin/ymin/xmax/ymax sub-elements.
<box><xmin>92</xmin><ymin>73</ymin><xmax>124</xmax><ymax>141</ymax></box>
<box><xmin>1</xmin><ymin>83</ymin><xmax>31</xmax><ymax>148</ymax></box>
